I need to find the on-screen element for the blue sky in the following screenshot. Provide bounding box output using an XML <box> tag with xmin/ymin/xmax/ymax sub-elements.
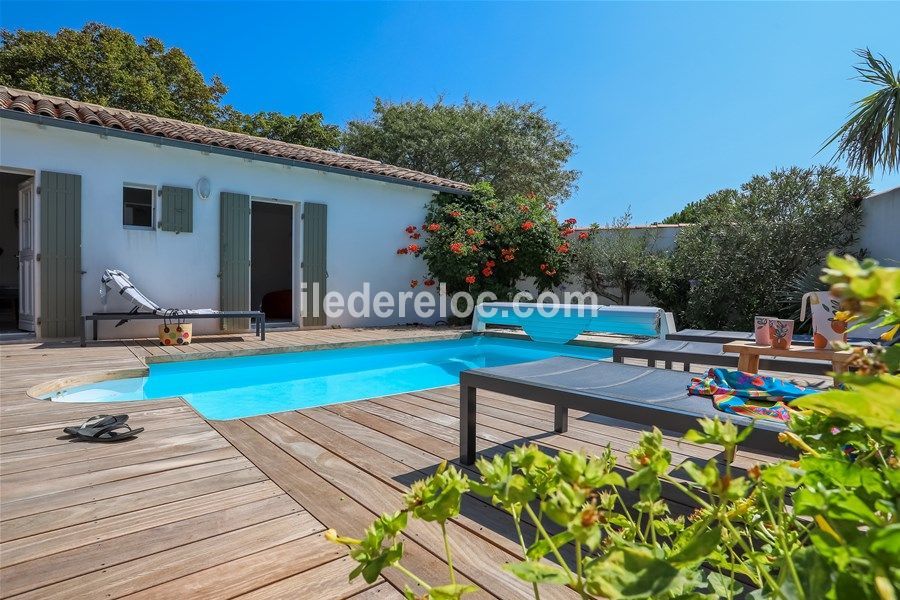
<box><xmin>2</xmin><ymin>1</ymin><xmax>899</xmax><ymax>224</ymax></box>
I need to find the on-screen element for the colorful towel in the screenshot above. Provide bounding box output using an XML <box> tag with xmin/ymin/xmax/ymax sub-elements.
<box><xmin>687</xmin><ymin>368</ymin><xmax>818</xmax><ymax>423</ymax></box>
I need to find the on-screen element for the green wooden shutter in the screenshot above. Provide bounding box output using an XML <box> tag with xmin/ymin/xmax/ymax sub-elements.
<box><xmin>302</xmin><ymin>202</ymin><xmax>327</xmax><ymax>327</ymax></box>
<box><xmin>220</xmin><ymin>192</ymin><xmax>250</xmax><ymax>331</ymax></box>
<box><xmin>159</xmin><ymin>185</ymin><xmax>193</xmax><ymax>233</ymax></box>
<box><xmin>40</xmin><ymin>171</ymin><xmax>82</xmax><ymax>338</ymax></box>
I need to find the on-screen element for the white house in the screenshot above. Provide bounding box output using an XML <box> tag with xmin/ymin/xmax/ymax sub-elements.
<box><xmin>0</xmin><ymin>87</ymin><xmax>470</xmax><ymax>339</ymax></box>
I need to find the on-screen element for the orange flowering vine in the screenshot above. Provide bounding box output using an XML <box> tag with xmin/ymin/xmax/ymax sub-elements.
<box><xmin>521</xmin><ymin>220</ymin><xmax>534</xmax><ymax>231</ymax></box>
<box><xmin>427</xmin><ymin>223</ymin><xmax>441</xmax><ymax>232</ymax></box>
<box><xmin>450</xmin><ymin>242</ymin><xmax>464</xmax><ymax>254</ymax></box>
<box><xmin>465</xmin><ymin>275</ymin><xmax>476</xmax><ymax>284</ymax></box>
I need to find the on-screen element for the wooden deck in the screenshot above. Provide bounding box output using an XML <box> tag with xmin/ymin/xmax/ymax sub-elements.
<box><xmin>1</xmin><ymin>327</ymin><xmax>788</xmax><ymax>599</ymax></box>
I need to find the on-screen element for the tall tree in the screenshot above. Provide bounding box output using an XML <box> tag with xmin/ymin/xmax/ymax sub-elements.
<box><xmin>217</xmin><ymin>107</ymin><xmax>341</xmax><ymax>150</ymax></box>
<box><xmin>0</xmin><ymin>23</ymin><xmax>226</xmax><ymax>125</ymax></box>
<box><xmin>822</xmin><ymin>48</ymin><xmax>900</xmax><ymax>175</ymax></box>
<box><xmin>342</xmin><ymin>98</ymin><xmax>580</xmax><ymax>203</ymax></box>
<box><xmin>0</xmin><ymin>23</ymin><xmax>341</xmax><ymax>149</ymax></box>
<box><xmin>570</xmin><ymin>210</ymin><xmax>658</xmax><ymax>305</ymax></box>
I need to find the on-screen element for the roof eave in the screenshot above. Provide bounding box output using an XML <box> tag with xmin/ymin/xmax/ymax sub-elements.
<box><xmin>0</xmin><ymin>109</ymin><xmax>472</xmax><ymax>196</ymax></box>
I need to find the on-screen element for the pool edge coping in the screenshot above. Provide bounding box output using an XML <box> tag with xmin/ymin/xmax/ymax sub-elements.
<box><xmin>27</xmin><ymin>331</ymin><xmax>470</xmax><ymax>400</ymax></box>
<box><xmin>27</xmin><ymin>329</ymin><xmax>626</xmax><ymax>401</ymax></box>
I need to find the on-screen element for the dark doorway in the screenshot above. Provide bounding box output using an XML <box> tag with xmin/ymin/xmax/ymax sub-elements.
<box><xmin>0</xmin><ymin>171</ymin><xmax>34</xmax><ymax>334</ymax></box>
<box><xmin>251</xmin><ymin>201</ymin><xmax>294</xmax><ymax>323</ymax></box>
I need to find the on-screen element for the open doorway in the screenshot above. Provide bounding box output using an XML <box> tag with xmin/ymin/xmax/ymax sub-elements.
<box><xmin>251</xmin><ymin>200</ymin><xmax>294</xmax><ymax>325</ymax></box>
<box><xmin>0</xmin><ymin>170</ymin><xmax>36</xmax><ymax>336</ymax></box>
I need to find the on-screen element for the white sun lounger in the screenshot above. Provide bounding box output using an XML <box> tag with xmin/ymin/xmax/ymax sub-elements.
<box><xmin>80</xmin><ymin>269</ymin><xmax>265</xmax><ymax>346</ymax></box>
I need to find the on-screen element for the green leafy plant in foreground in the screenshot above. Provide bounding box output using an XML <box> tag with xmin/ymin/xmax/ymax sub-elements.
<box><xmin>327</xmin><ymin>255</ymin><xmax>899</xmax><ymax>600</ymax></box>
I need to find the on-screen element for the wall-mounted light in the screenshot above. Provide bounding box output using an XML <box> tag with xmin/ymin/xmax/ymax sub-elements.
<box><xmin>196</xmin><ymin>176</ymin><xmax>211</xmax><ymax>200</ymax></box>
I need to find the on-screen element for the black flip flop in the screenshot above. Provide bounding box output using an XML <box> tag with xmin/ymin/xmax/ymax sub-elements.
<box><xmin>63</xmin><ymin>414</ymin><xmax>129</xmax><ymax>436</ymax></box>
<box><xmin>71</xmin><ymin>423</ymin><xmax>144</xmax><ymax>443</ymax></box>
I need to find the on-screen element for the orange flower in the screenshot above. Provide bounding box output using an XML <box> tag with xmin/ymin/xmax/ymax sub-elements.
<box><xmin>521</xmin><ymin>221</ymin><xmax>534</xmax><ymax>231</ymax></box>
<box><xmin>407</xmin><ymin>244</ymin><xmax>420</xmax><ymax>253</ymax></box>
<box><xmin>471</xmin><ymin>244</ymin><xmax>479</xmax><ymax>251</ymax></box>
<box><xmin>465</xmin><ymin>275</ymin><xmax>476</xmax><ymax>284</ymax></box>
<box><xmin>466</xmin><ymin>228</ymin><xmax>476</xmax><ymax>236</ymax></box>
<box><xmin>486</xmin><ymin>260</ymin><xmax>496</xmax><ymax>268</ymax></box>
<box><xmin>561</xmin><ymin>228</ymin><xmax>575</xmax><ymax>236</ymax></box>
<box><xmin>396</xmin><ymin>248</ymin><xmax>409</xmax><ymax>255</ymax></box>
<box><xmin>405</xmin><ymin>225</ymin><xmax>417</xmax><ymax>234</ymax></box>
<box><xmin>518</xmin><ymin>204</ymin><xmax>530</xmax><ymax>213</ymax></box>
<box><xmin>564</xmin><ymin>217</ymin><xmax>577</xmax><ymax>225</ymax></box>
<box><xmin>482</xmin><ymin>267</ymin><xmax>493</xmax><ymax>277</ymax></box>
<box><xmin>540</xmin><ymin>263</ymin><xmax>548</xmax><ymax>272</ymax></box>
<box><xmin>557</xmin><ymin>242</ymin><xmax>570</xmax><ymax>254</ymax></box>
<box><xmin>410</xmin><ymin>280</ymin><xmax>419</xmax><ymax>288</ymax></box>
<box><xmin>449</xmin><ymin>210</ymin><xmax>462</xmax><ymax>218</ymax></box>
<box><xmin>578</xmin><ymin>231</ymin><xmax>589</xmax><ymax>240</ymax></box>
<box><xmin>427</xmin><ymin>223</ymin><xmax>441</xmax><ymax>232</ymax></box>
<box><xmin>450</xmin><ymin>242</ymin><xmax>464</xmax><ymax>254</ymax></box>
<box><xmin>410</xmin><ymin>232</ymin><xmax>421</xmax><ymax>239</ymax></box>
<box><xmin>424</xmin><ymin>278</ymin><xmax>436</xmax><ymax>287</ymax></box>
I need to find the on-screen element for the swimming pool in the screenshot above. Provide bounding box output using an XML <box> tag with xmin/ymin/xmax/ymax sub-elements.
<box><xmin>44</xmin><ymin>336</ymin><xmax>612</xmax><ymax>420</ymax></box>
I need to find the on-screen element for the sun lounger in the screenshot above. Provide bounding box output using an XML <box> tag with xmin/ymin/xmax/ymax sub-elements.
<box><xmin>459</xmin><ymin>356</ymin><xmax>787</xmax><ymax>464</ymax></box>
<box><xmin>666</xmin><ymin>327</ymin><xmax>892</xmax><ymax>345</ymax></box>
<box><xmin>80</xmin><ymin>269</ymin><xmax>265</xmax><ymax>346</ymax></box>
<box><xmin>613</xmin><ymin>339</ymin><xmax>830</xmax><ymax>375</ymax></box>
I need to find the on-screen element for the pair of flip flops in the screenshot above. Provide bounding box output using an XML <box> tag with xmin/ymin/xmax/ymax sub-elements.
<box><xmin>63</xmin><ymin>414</ymin><xmax>144</xmax><ymax>442</ymax></box>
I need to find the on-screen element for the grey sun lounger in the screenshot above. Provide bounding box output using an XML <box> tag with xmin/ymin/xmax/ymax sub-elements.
<box><xmin>614</xmin><ymin>339</ymin><xmax>830</xmax><ymax>376</ymax></box>
<box><xmin>459</xmin><ymin>357</ymin><xmax>787</xmax><ymax>464</ymax></box>
<box><xmin>666</xmin><ymin>328</ymin><xmax>888</xmax><ymax>345</ymax></box>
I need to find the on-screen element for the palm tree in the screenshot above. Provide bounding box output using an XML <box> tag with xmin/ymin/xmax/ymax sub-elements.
<box><xmin>822</xmin><ymin>49</ymin><xmax>900</xmax><ymax>175</ymax></box>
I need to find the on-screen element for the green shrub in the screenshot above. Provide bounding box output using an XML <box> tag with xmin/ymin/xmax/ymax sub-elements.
<box><xmin>398</xmin><ymin>182</ymin><xmax>577</xmax><ymax>299</ymax></box>
<box><xmin>646</xmin><ymin>166</ymin><xmax>869</xmax><ymax>330</ymax></box>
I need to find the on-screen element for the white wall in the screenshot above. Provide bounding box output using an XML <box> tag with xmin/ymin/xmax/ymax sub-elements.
<box><xmin>0</xmin><ymin>118</ymin><xmax>439</xmax><ymax>337</ymax></box>
<box><xmin>859</xmin><ymin>187</ymin><xmax>899</xmax><ymax>267</ymax></box>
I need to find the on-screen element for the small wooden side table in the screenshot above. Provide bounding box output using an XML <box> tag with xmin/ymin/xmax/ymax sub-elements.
<box><xmin>723</xmin><ymin>341</ymin><xmax>854</xmax><ymax>375</ymax></box>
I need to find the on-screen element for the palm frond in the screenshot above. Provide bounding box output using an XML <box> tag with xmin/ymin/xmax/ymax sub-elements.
<box><xmin>821</xmin><ymin>48</ymin><xmax>900</xmax><ymax>175</ymax></box>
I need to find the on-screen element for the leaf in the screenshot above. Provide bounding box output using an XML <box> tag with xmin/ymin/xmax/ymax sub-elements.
<box><xmin>668</xmin><ymin>523</ymin><xmax>722</xmax><ymax>567</ymax></box>
<box><xmin>706</xmin><ymin>571</ymin><xmax>742</xmax><ymax>598</ymax></box>
<box><xmin>502</xmin><ymin>561</ymin><xmax>571</xmax><ymax>584</ymax></box>
<box><xmin>778</xmin><ymin>546</ymin><xmax>830</xmax><ymax>600</ymax></box>
<box><xmin>428</xmin><ymin>583</ymin><xmax>480</xmax><ymax>600</ymax></box>
<box><xmin>583</xmin><ymin>545</ymin><xmax>683</xmax><ymax>599</ymax></box>
<box><xmin>792</xmin><ymin>376</ymin><xmax>900</xmax><ymax>433</ymax></box>
<box><xmin>526</xmin><ymin>530</ymin><xmax>575</xmax><ymax>560</ymax></box>
<box><xmin>869</xmin><ymin>524</ymin><xmax>900</xmax><ymax>562</ymax></box>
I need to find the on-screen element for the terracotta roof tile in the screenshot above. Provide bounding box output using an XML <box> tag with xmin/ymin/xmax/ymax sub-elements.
<box><xmin>0</xmin><ymin>86</ymin><xmax>471</xmax><ymax>193</ymax></box>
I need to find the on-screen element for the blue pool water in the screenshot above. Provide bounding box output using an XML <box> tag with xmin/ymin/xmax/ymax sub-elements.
<box><xmin>46</xmin><ymin>336</ymin><xmax>612</xmax><ymax>420</ymax></box>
